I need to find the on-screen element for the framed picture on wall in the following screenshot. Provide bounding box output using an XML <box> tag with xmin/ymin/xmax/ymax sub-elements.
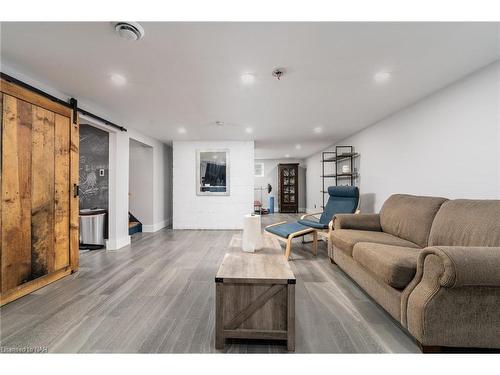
<box><xmin>196</xmin><ymin>149</ymin><xmax>230</xmax><ymax>196</ymax></box>
<box><xmin>254</xmin><ymin>162</ymin><xmax>264</xmax><ymax>177</ymax></box>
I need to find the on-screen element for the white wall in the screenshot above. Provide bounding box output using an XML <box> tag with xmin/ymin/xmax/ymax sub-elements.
<box><xmin>129</xmin><ymin>139</ymin><xmax>154</xmax><ymax>227</ymax></box>
<box><xmin>165</xmin><ymin>145</ymin><xmax>173</xmax><ymax>229</ymax></box>
<box><xmin>173</xmin><ymin>141</ymin><xmax>254</xmax><ymax>229</ymax></box>
<box><xmin>306</xmin><ymin>61</ymin><xmax>500</xmax><ymax>213</ymax></box>
<box><xmin>254</xmin><ymin>159</ymin><xmax>307</xmax><ymax>212</ymax></box>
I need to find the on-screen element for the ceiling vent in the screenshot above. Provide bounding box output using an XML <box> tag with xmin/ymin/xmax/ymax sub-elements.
<box><xmin>114</xmin><ymin>22</ymin><xmax>145</xmax><ymax>41</ymax></box>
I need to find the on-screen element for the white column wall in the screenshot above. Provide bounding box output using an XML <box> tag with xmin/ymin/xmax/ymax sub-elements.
<box><xmin>107</xmin><ymin>130</ymin><xmax>131</xmax><ymax>250</ymax></box>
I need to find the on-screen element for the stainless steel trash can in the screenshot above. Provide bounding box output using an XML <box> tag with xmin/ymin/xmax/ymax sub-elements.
<box><xmin>79</xmin><ymin>208</ymin><xmax>106</xmax><ymax>246</ymax></box>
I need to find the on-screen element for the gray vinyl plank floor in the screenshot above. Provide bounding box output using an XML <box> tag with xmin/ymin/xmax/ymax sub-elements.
<box><xmin>0</xmin><ymin>213</ymin><xmax>420</xmax><ymax>353</ymax></box>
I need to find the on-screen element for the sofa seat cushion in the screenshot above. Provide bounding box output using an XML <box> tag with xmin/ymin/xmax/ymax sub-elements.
<box><xmin>352</xmin><ymin>243</ymin><xmax>421</xmax><ymax>289</ymax></box>
<box><xmin>331</xmin><ymin>229</ymin><xmax>420</xmax><ymax>257</ymax></box>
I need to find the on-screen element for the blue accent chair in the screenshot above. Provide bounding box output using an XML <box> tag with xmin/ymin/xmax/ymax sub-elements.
<box><xmin>298</xmin><ymin>186</ymin><xmax>360</xmax><ymax>230</ymax></box>
<box><xmin>265</xmin><ymin>186</ymin><xmax>359</xmax><ymax>260</ymax></box>
<box><xmin>299</xmin><ymin>186</ymin><xmax>359</xmax><ymax>253</ymax></box>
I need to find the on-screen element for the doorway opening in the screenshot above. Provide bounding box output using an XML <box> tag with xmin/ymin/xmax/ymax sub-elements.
<box><xmin>129</xmin><ymin>138</ymin><xmax>154</xmax><ymax>236</ymax></box>
<box><xmin>78</xmin><ymin>122</ymin><xmax>110</xmax><ymax>251</ymax></box>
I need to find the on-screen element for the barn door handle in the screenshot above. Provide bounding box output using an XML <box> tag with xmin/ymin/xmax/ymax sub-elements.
<box><xmin>73</xmin><ymin>184</ymin><xmax>79</xmax><ymax>198</ymax></box>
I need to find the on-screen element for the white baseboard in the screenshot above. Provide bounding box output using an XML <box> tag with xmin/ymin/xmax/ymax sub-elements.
<box><xmin>306</xmin><ymin>207</ymin><xmax>320</xmax><ymax>213</ymax></box>
<box><xmin>106</xmin><ymin>235</ymin><xmax>131</xmax><ymax>251</ymax></box>
<box><xmin>142</xmin><ymin>218</ymin><xmax>172</xmax><ymax>233</ymax></box>
<box><xmin>142</xmin><ymin>224</ymin><xmax>155</xmax><ymax>233</ymax></box>
<box><xmin>261</xmin><ymin>206</ymin><xmax>306</xmax><ymax>213</ymax></box>
<box><xmin>173</xmin><ymin>226</ymin><xmax>243</xmax><ymax>230</ymax></box>
<box><xmin>165</xmin><ymin>217</ymin><xmax>172</xmax><ymax>227</ymax></box>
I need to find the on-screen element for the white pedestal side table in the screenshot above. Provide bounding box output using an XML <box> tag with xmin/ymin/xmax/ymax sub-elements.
<box><xmin>242</xmin><ymin>214</ymin><xmax>263</xmax><ymax>252</ymax></box>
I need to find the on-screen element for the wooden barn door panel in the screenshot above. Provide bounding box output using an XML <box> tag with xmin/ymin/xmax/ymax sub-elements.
<box><xmin>1</xmin><ymin>95</ymin><xmax>33</xmax><ymax>291</ymax></box>
<box><xmin>0</xmin><ymin>94</ymin><xmax>25</xmax><ymax>292</ymax></box>
<box><xmin>0</xmin><ymin>82</ymin><xmax>77</xmax><ymax>304</ymax></box>
<box><xmin>0</xmin><ymin>92</ymin><xmax>2</xmax><ymax>292</ymax></box>
<box><xmin>54</xmin><ymin>114</ymin><xmax>70</xmax><ymax>271</ymax></box>
<box><xmin>69</xmin><ymin>114</ymin><xmax>79</xmax><ymax>271</ymax></box>
<box><xmin>31</xmin><ymin>106</ymin><xmax>56</xmax><ymax>278</ymax></box>
<box><xmin>17</xmin><ymin>100</ymin><xmax>33</xmax><ymax>284</ymax></box>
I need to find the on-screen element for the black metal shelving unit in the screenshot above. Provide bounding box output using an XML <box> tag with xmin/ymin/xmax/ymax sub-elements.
<box><xmin>320</xmin><ymin>146</ymin><xmax>359</xmax><ymax>208</ymax></box>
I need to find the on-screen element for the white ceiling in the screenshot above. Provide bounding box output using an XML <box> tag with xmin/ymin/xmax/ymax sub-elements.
<box><xmin>1</xmin><ymin>22</ymin><xmax>499</xmax><ymax>158</ymax></box>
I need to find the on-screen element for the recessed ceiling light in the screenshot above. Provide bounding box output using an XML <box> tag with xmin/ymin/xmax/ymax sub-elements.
<box><xmin>313</xmin><ymin>126</ymin><xmax>322</xmax><ymax>134</ymax></box>
<box><xmin>177</xmin><ymin>127</ymin><xmax>187</xmax><ymax>134</ymax></box>
<box><xmin>241</xmin><ymin>73</ymin><xmax>255</xmax><ymax>85</ymax></box>
<box><xmin>373</xmin><ymin>71</ymin><xmax>392</xmax><ymax>83</ymax></box>
<box><xmin>109</xmin><ymin>73</ymin><xmax>127</xmax><ymax>86</ymax></box>
<box><xmin>245</xmin><ymin>127</ymin><xmax>253</xmax><ymax>134</ymax></box>
<box><xmin>285</xmin><ymin>154</ymin><xmax>290</xmax><ymax>158</ymax></box>
<box><xmin>295</xmin><ymin>144</ymin><xmax>302</xmax><ymax>150</ymax></box>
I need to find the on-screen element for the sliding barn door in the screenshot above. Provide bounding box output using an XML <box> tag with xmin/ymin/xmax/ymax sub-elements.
<box><xmin>0</xmin><ymin>79</ymin><xmax>79</xmax><ymax>305</ymax></box>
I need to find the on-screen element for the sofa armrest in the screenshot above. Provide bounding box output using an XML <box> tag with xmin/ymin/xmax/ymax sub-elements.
<box><xmin>422</xmin><ymin>246</ymin><xmax>500</xmax><ymax>288</ymax></box>
<box><xmin>402</xmin><ymin>246</ymin><xmax>500</xmax><ymax>348</ymax></box>
<box><xmin>333</xmin><ymin>214</ymin><xmax>381</xmax><ymax>231</ymax></box>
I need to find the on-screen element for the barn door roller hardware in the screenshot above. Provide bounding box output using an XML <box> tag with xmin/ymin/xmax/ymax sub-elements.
<box><xmin>69</xmin><ymin>98</ymin><xmax>78</xmax><ymax>125</ymax></box>
<box><xmin>77</xmin><ymin>106</ymin><xmax>127</xmax><ymax>132</ymax></box>
<box><xmin>1</xmin><ymin>72</ymin><xmax>127</xmax><ymax>132</ymax></box>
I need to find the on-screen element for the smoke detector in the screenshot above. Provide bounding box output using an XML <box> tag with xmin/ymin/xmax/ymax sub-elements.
<box><xmin>114</xmin><ymin>22</ymin><xmax>145</xmax><ymax>41</ymax></box>
<box><xmin>272</xmin><ymin>68</ymin><xmax>286</xmax><ymax>80</ymax></box>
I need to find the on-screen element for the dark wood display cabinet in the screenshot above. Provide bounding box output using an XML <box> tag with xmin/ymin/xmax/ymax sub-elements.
<box><xmin>278</xmin><ymin>163</ymin><xmax>299</xmax><ymax>213</ymax></box>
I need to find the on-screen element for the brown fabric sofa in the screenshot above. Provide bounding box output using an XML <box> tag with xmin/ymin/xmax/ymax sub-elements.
<box><xmin>330</xmin><ymin>194</ymin><xmax>500</xmax><ymax>351</ymax></box>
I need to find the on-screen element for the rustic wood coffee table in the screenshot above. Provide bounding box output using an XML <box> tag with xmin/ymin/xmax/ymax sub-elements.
<box><xmin>215</xmin><ymin>251</ymin><xmax>296</xmax><ymax>351</ymax></box>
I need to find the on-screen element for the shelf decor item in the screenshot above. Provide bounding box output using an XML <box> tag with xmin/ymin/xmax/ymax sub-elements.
<box><xmin>196</xmin><ymin>149</ymin><xmax>230</xmax><ymax>196</ymax></box>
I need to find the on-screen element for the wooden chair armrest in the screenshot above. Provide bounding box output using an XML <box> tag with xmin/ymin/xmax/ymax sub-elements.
<box><xmin>265</xmin><ymin>221</ymin><xmax>287</xmax><ymax>229</ymax></box>
<box><xmin>300</xmin><ymin>212</ymin><xmax>323</xmax><ymax>220</ymax></box>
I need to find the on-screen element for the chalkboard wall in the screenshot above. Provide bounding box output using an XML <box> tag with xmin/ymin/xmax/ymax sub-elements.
<box><xmin>79</xmin><ymin>124</ymin><xmax>109</xmax><ymax>211</ymax></box>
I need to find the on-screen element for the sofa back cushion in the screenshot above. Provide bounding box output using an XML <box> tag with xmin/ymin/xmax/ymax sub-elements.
<box><xmin>429</xmin><ymin>199</ymin><xmax>500</xmax><ymax>247</ymax></box>
<box><xmin>380</xmin><ymin>194</ymin><xmax>448</xmax><ymax>248</ymax></box>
